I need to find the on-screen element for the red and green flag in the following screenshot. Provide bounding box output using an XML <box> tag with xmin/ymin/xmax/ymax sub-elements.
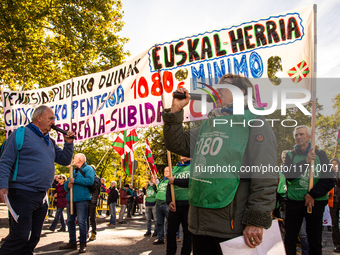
<box><xmin>287</xmin><ymin>60</ymin><xmax>310</xmax><ymax>84</ymax></box>
<box><xmin>112</xmin><ymin>129</ymin><xmax>139</xmax><ymax>176</ymax></box>
<box><xmin>145</xmin><ymin>138</ymin><xmax>157</xmax><ymax>175</ymax></box>
<box><xmin>337</xmin><ymin>129</ymin><xmax>340</xmax><ymax>144</ymax></box>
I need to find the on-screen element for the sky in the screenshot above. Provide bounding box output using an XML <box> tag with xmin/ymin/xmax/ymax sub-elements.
<box><xmin>118</xmin><ymin>0</ymin><xmax>340</xmax><ymax>116</ymax></box>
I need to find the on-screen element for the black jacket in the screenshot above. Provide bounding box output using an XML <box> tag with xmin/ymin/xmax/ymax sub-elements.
<box><xmin>107</xmin><ymin>187</ymin><xmax>119</xmax><ymax>205</ymax></box>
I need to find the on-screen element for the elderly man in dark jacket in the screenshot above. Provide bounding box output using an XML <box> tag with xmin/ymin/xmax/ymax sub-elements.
<box><xmin>163</xmin><ymin>74</ymin><xmax>277</xmax><ymax>255</ymax></box>
<box><xmin>107</xmin><ymin>181</ymin><xmax>119</xmax><ymax>227</ymax></box>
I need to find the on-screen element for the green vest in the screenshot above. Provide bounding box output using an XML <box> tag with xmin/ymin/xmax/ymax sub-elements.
<box><xmin>145</xmin><ymin>185</ymin><xmax>157</xmax><ymax>203</ymax></box>
<box><xmin>277</xmin><ymin>170</ymin><xmax>287</xmax><ymax>197</ymax></box>
<box><xmin>155</xmin><ymin>178</ymin><xmax>169</xmax><ymax>201</ymax></box>
<box><xmin>172</xmin><ymin>164</ymin><xmax>190</xmax><ymax>201</ymax></box>
<box><xmin>189</xmin><ymin>110</ymin><xmax>257</xmax><ymax>209</ymax></box>
<box><xmin>276</xmin><ymin>170</ymin><xmax>287</xmax><ymax>209</ymax></box>
<box><xmin>286</xmin><ymin>150</ymin><xmax>328</xmax><ymax>201</ymax></box>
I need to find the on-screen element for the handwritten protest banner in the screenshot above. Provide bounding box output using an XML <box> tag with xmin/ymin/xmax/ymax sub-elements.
<box><xmin>2</xmin><ymin>5</ymin><xmax>315</xmax><ymax>143</ymax></box>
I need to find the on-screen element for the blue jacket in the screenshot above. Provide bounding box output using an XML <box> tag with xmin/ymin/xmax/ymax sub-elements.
<box><xmin>64</xmin><ymin>163</ymin><xmax>95</xmax><ymax>203</ymax></box>
<box><xmin>0</xmin><ymin>126</ymin><xmax>74</xmax><ymax>192</ymax></box>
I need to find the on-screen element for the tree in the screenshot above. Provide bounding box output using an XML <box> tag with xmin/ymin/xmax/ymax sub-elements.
<box><xmin>0</xmin><ymin>0</ymin><xmax>129</xmax><ymax>90</ymax></box>
<box><xmin>316</xmin><ymin>94</ymin><xmax>340</xmax><ymax>160</ymax></box>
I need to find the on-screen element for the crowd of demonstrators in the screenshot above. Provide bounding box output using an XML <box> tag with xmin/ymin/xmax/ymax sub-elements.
<box><xmin>60</xmin><ymin>153</ymin><xmax>95</xmax><ymax>253</ymax></box>
<box><xmin>329</xmin><ymin>158</ymin><xmax>340</xmax><ymax>252</ymax></box>
<box><xmin>154</xmin><ymin>167</ymin><xmax>170</xmax><ymax>245</ymax></box>
<box><xmin>107</xmin><ymin>181</ymin><xmax>119</xmax><ymax>227</ymax></box>
<box><xmin>163</xmin><ymin>74</ymin><xmax>278</xmax><ymax>254</ymax></box>
<box><xmin>166</xmin><ymin>156</ymin><xmax>192</xmax><ymax>255</ymax></box>
<box><xmin>0</xmin><ymin>105</ymin><xmax>75</xmax><ymax>255</ymax></box>
<box><xmin>118</xmin><ymin>184</ymin><xmax>130</xmax><ymax>224</ymax></box>
<box><xmin>49</xmin><ymin>174</ymin><xmax>67</xmax><ymax>232</ymax></box>
<box><xmin>283</xmin><ymin>125</ymin><xmax>334</xmax><ymax>255</ymax></box>
<box><xmin>144</xmin><ymin>175</ymin><xmax>158</xmax><ymax>237</ymax></box>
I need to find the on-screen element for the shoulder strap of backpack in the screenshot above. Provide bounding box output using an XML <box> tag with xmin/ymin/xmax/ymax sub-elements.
<box><xmin>0</xmin><ymin>141</ymin><xmax>7</xmax><ymax>155</ymax></box>
<box><xmin>77</xmin><ymin>168</ymin><xmax>86</xmax><ymax>178</ymax></box>
<box><xmin>13</xmin><ymin>126</ymin><xmax>25</xmax><ymax>181</ymax></box>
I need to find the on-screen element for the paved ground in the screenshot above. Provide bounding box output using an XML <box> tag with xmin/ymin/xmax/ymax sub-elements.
<box><xmin>0</xmin><ymin>204</ymin><xmax>181</xmax><ymax>255</ymax></box>
<box><xmin>0</xmin><ymin>204</ymin><xmax>338</xmax><ymax>254</ymax></box>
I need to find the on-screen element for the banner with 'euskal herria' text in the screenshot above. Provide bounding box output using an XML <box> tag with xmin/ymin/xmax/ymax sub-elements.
<box><xmin>2</xmin><ymin>5</ymin><xmax>315</xmax><ymax>143</ymax></box>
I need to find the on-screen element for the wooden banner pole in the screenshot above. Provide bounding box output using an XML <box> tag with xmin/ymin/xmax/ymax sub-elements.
<box><xmin>308</xmin><ymin>4</ymin><xmax>317</xmax><ymax>214</ymax></box>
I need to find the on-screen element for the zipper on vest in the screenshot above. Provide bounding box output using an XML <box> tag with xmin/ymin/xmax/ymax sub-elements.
<box><xmin>228</xmin><ymin>199</ymin><xmax>236</xmax><ymax>230</ymax></box>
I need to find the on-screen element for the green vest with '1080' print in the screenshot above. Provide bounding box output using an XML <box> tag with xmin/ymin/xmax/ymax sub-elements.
<box><xmin>189</xmin><ymin>110</ymin><xmax>258</xmax><ymax>209</ymax></box>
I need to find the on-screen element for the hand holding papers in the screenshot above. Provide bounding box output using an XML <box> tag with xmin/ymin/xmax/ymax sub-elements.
<box><xmin>219</xmin><ymin>219</ymin><xmax>285</xmax><ymax>255</ymax></box>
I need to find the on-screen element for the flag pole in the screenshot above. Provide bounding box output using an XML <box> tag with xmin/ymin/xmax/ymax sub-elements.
<box><xmin>69</xmin><ymin>79</ymin><xmax>74</xmax><ymax>215</ymax></box>
<box><xmin>95</xmin><ymin>147</ymin><xmax>112</xmax><ymax>170</ymax></box>
<box><xmin>308</xmin><ymin>4</ymin><xmax>317</xmax><ymax>214</ymax></box>
<box><xmin>131</xmin><ymin>160</ymin><xmax>134</xmax><ymax>185</ymax></box>
<box><xmin>334</xmin><ymin>141</ymin><xmax>338</xmax><ymax>159</ymax></box>
<box><xmin>120</xmin><ymin>160</ymin><xmax>123</xmax><ymax>189</ymax></box>
<box><xmin>167</xmin><ymin>150</ymin><xmax>176</xmax><ymax>210</ymax></box>
<box><xmin>154</xmin><ymin>43</ymin><xmax>176</xmax><ymax>209</ymax></box>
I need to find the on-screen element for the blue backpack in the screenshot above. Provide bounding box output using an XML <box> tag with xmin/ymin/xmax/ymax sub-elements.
<box><xmin>0</xmin><ymin>126</ymin><xmax>25</xmax><ymax>181</ymax></box>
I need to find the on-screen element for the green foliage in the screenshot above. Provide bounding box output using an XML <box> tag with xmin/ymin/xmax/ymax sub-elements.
<box><xmin>0</xmin><ymin>0</ymin><xmax>129</xmax><ymax>90</ymax></box>
<box><xmin>55</xmin><ymin>135</ymin><xmax>119</xmax><ymax>184</ymax></box>
<box><xmin>0</xmin><ymin>0</ymin><xmax>130</xmax><ymax>179</ymax></box>
<box><xmin>316</xmin><ymin>94</ymin><xmax>340</xmax><ymax>160</ymax></box>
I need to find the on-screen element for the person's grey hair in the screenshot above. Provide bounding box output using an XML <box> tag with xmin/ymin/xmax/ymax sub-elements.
<box><xmin>75</xmin><ymin>153</ymin><xmax>86</xmax><ymax>163</ymax></box>
<box><xmin>60</xmin><ymin>174</ymin><xmax>66</xmax><ymax>180</ymax></box>
<box><xmin>293</xmin><ymin>125</ymin><xmax>311</xmax><ymax>137</ymax></box>
<box><xmin>32</xmin><ymin>105</ymin><xmax>49</xmax><ymax>121</ymax></box>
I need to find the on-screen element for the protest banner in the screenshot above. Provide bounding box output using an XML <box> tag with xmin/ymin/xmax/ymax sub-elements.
<box><xmin>2</xmin><ymin>5</ymin><xmax>315</xmax><ymax>143</ymax></box>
